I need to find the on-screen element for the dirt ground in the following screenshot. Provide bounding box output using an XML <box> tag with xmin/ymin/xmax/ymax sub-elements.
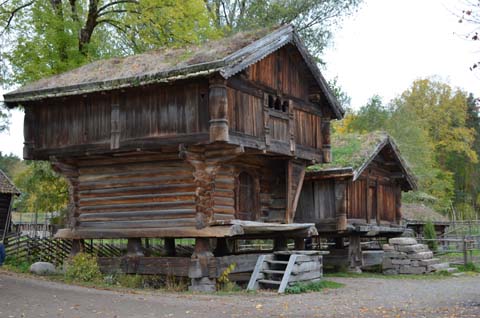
<box><xmin>0</xmin><ymin>270</ymin><xmax>479</xmax><ymax>318</ymax></box>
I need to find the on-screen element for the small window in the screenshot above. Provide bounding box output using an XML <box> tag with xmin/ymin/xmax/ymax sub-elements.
<box><xmin>236</xmin><ymin>171</ymin><xmax>259</xmax><ymax>221</ymax></box>
<box><xmin>268</xmin><ymin>95</ymin><xmax>274</xmax><ymax>108</ymax></box>
<box><xmin>267</xmin><ymin>94</ymin><xmax>289</xmax><ymax>113</ymax></box>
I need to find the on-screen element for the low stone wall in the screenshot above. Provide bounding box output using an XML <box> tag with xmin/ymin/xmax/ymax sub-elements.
<box><xmin>382</xmin><ymin>237</ymin><xmax>439</xmax><ymax>275</ymax></box>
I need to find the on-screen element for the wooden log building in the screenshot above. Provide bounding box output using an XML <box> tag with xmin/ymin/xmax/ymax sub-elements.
<box><xmin>401</xmin><ymin>203</ymin><xmax>450</xmax><ymax>239</ymax></box>
<box><xmin>4</xmin><ymin>25</ymin><xmax>342</xmax><ymax>289</ymax></box>
<box><xmin>295</xmin><ymin>132</ymin><xmax>417</xmax><ymax>270</ymax></box>
<box><xmin>0</xmin><ymin>169</ymin><xmax>20</xmax><ymax>242</ymax></box>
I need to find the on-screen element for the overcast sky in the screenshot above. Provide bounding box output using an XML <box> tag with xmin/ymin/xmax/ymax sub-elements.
<box><xmin>1</xmin><ymin>0</ymin><xmax>479</xmax><ymax>158</ymax></box>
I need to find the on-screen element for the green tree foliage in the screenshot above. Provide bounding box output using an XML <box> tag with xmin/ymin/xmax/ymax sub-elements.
<box><xmin>0</xmin><ymin>0</ymin><xmax>363</xmax><ymax>86</ymax></box>
<box><xmin>0</xmin><ymin>0</ymin><xmax>218</xmax><ymax>85</ymax></box>
<box><xmin>338</xmin><ymin>78</ymin><xmax>477</xmax><ymax>217</ymax></box>
<box><xmin>0</xmin><ymin>152</ymin><xmax>24</xmax><ymax>178</ymax></box>
<box><xmin>13</xmin><ymin>161</ymin><xmax>68</xmax><ymax>213</ymax></box>
<box><xmin>346</xmin><ymin>95</ymin><xmax>389</xmax><ymax>133</ymax></box>
<box><xmin>205</xmin><ymin>0</ymin><xmax>363</xmax><ymax>57</ymax></box>
<box><xmin>423</xmin><ymin>220</ymin><xmax>438</xmax><ymax>252</ymax></box>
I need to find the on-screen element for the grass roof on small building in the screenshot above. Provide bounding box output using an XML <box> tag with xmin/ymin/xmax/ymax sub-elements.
<box><xmin>309</xmin><ymin>131</ymin><xmax>389</xmax><ymax>172</ymax></box>
<box><xmin>0</xmin><ymin>169</ymin><xmax>20</xmax><ymax>195</ymax></box>
<box><xmin>402</xmin><ymin>203</ymin><xmax>449</xmax><ymax>222</ymax></box>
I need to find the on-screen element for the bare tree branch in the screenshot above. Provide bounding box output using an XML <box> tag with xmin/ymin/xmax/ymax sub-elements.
<box><xmin>97</xmin><ymin>0</ymin><xmax>139</xmax><ymax>15</ymax></box>
<box><xmin>0</xmin><ymin>0</ymin><xmax>35</xmax><ymax>35</ymax></box>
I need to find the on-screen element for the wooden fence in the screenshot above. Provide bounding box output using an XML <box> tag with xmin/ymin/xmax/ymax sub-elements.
<box><xmin>4</xmin><ymin>234</ymin><xmax>123</xmax><ymax>266</ymax></box>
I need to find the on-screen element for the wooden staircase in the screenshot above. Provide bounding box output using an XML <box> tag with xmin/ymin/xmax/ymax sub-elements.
<box><xmin>247</xmin><ymin>251</ymin><xmax>325</xmax><ymax>293</ymax></box>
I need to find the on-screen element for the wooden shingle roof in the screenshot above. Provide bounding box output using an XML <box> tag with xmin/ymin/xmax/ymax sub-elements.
<box><xmin>4</xmin><ymin>24</ymin><xmax>343</xmax><ymax>119</ymax></box>
<box><xmin>0</xmin><ymin>169</ymin><xmax>20</xmax><ymax>195</ymax></box>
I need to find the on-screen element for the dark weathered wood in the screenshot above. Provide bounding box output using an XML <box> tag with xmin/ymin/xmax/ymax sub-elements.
<box><xmin>98</xmin><ymin>256</ymin><xmax>191</xmax><ymax>276</ymax></box>
<box><xmin>165</xmin><ymin>238</ymin><xmax>176</xmax><ymax>256</ymax></box>
<box><xmin>286</xmin><ymin>160</ymin><xmax>306</xmax><ymax>223</ymax></box>
<box><xmin>126</xmin><ymin>238</ymin><xmax>144</xmax><ymax>256</ymax></box>
<box><xmin>209</xmin><ymin>76</ymin><xmax>229</xmax><ymax>142</ymax></box>
<box><xmin>334</xmin><ymin>180</ymin><xmax>347</xmax><ymax>231</ymax></box>
<box><xmin>348</xmin><ymin>235</ymin><xmax>362</xmax><ymax>271</ymax></box>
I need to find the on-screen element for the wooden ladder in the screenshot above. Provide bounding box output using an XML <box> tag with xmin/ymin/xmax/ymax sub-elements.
<box><xmin>247</xmin><ymin>253</ymin><xmax>299</xmax><ymax>293</ymax></box>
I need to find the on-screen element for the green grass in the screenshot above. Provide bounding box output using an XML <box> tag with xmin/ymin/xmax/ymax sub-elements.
<box><xmin>285</xmin><ymin>280</ymin><xmax>344</xmax><ymax>294</ymax></box>
<box><xmin>3</xmin><ymin>257</ymin><xmax>32</xmax><ymax>273</ymax></box>
<box><xmin>454</xmin><ymin>262</ymin><xmax>480</xmax><ymax>273</ymax></box>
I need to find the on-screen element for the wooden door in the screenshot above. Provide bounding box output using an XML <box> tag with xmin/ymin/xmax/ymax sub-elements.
<box><xmin>236</xmin><ymin>172</ymin><xmax>258</xmax><ymax>221</ymax></box>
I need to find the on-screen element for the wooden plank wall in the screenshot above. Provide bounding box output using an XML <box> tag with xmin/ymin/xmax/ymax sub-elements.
<box><xmin>31</xmin><ymin>94</ymin><xmax>111</xmax><ymax>149</ymax></box>
<box><xmin>0</xmin><ymin>193</ymin><xmax>12</xmax><ymax>233</ymax></box>
<box><xmin>75</xmin><ymin>153</ymin><xmax>198</xmax><ymax>230</ymax></box>
<box><xmin>346</xmin><ymin>179</ymin><xmax>368</xmax><ymax>220</ymax></box>
<box><xmin>378</xmin><ymin>183</ymin><xmax>396</xmax><ymax>222</ymax></box>
<box><xmin>122</xmin><ymin>82</ymin><xmax>209</xmax><ymax>140</ymax></box>
<box><xmin>247</xmin><ymin>46</ymin><xmax>309</xmax><ymax>100</ymax></box>
<box><xmin>295</xmin><ymin>180</ymin><xmax>335</xmax><ymax>223</ymax></box>
<box><xmin>294</xmin><ymin>109</ymin><xmax>322</xmax><ymax>149</ymax></box>
<box><xmin>29</xmin><ymin>81</ymin><xmax>209</xmax><ymax>151</ymax></box>
<box><xmin>227</xmin><ymin>88</ymin><xmax>263</xmax><ymax>137</ymax></box>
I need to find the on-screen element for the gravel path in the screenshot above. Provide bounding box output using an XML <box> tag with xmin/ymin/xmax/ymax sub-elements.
<box><xmin>0</xmin><ymin>270</ymin><xmax>479</xmax><ymax>318</ymax></box>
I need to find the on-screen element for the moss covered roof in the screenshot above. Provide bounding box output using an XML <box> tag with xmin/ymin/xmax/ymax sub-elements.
<box><xmin>308</xmin><ymin>131</ymin><xmax>417</xmax><ymax>190</ymax></box>
<box><xmin>309</xmin><ymin>131</ymin><xmax>389</xmax><ymax>171</ymax></box>
<box><xmin>0</xmin><ymin>169</ymin><xmax>20</xmax><ymax>195</ymax></box>
<box><xmin>402</xmin><ymin>203</ymin><xmax>449</xmax><ymax>222</ymax></box>
<box><xmin>3</xmin><ymin>24</ymin><xmax>344</xmax><ymax>119</ymax></box>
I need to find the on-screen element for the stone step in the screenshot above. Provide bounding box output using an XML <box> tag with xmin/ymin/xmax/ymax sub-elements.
<box><xmin>428</xmin><ymin>262</ymin><xmax>450</xmax><ymax>272</ymax></box>
<box><xmin>419</xmin><ymin>258</ymin><xmax>441</xmax><ymax>266</ymax></box>
<box><xmin>389</xmin><ymin>237</ymin><xmax>418</xmax><ymax>245</ymax></box>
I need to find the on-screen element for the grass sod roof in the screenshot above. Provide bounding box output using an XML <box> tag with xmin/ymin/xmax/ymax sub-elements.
<box><xmin>0</xmin><ymin>169</ymin><xmax>20</xmax><ymax>195</ymax></box>
<box><xmin>401</xmin><ymin>203</ymin><xmax>449</xmax><ymax>223</ymax></box>
<box><xmin>3</xmin><ymin>24</ymin><xmax>343</xmax><ymax>119</ymax></box>
<box><xmin>308</xmin><ymin>131</ymin><xmax>417</xmax><ymax>190</ymax></box>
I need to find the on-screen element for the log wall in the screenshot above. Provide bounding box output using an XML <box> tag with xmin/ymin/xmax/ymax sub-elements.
<box><xmin>74</xmin><ymin>153</ymin><xmax>198</xmax><ymax>230</ymax></box>
<box><xmin>211</xmin><ymin>158</ymin><xmax>287</xmax><ymax>223</ymax></box>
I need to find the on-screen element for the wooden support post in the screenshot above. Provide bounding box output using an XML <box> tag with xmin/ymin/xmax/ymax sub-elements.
<box><xmin>209</xmin><ymin>76</ymin><xmax>229</xmax><ymax>142</ymax></box>
<box><xmin>70</xmin><ymin>239</ymin><xmax>85</xmax><ymax>257</ymax></box>
<box><xmin>294</xmin><ymin>238</ymin><xmax>305</xmax><ymax>250</ymax></box>
<box><xmin>348</xmin><ymin>235</ymin><xmax>362</xmax><ymax>273</ymax></box>
<box><xmin>189</xmin><ymin>238</ymin><xmax>216</xmax><ymax>292</ymax></box>
<box><xmin>274</xmin><ymin>236</ymin><xmax>288</xmax><ymax>251</ymax></box>
<box><xmin>165</xmin><ymin>238</ymin><xmax>176</xmax><ymax>257</ymax></box>
<box><xmin>127</xmin><ymin>238</ymin><xmax>144</xmax><ymax>256</ymax></box>
<box><xmin>213</xmin><ymin>238</ymin><xmax>230</xmax><ymax>256</ymax></box>
<box><xmin>23</xmin><ymin>106</ymin><xmax>34</xmax><ymax>160</ymax></box>
<box><xmin>334</xmin><ymin>237</ymin><xmax>344</xmax><ymax>249</ymax></box>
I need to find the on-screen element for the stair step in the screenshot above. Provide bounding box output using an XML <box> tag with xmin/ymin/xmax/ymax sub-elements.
<box><xmin>266</xmin><ymin>260</ymin><xmax>288</xmax><ymax>265</ymax></box>
<box><xmin>262</xmin><ymin>269</ymin><xmax>285</xmax><ymax>275</ymax></box>
<box><xmin>258</xmin><ymin>279</ymin><xmax>281</xmax><ymax>285</ymax></box>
